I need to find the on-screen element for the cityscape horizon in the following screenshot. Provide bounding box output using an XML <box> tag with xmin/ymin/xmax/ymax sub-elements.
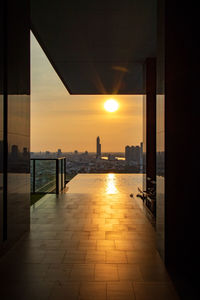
<box><xmin>31</xmin><ymin>142</ymin><xmax>143</xmax><ymax>155</ymax></box>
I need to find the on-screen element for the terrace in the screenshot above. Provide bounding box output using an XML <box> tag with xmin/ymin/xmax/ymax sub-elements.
<box><xmin>0</xmin><ymin>174</ymin><xmax>178</xmax><ymax>299</ymax></box>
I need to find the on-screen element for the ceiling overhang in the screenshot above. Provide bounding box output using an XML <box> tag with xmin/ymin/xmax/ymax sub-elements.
<box><xmin>31</xmin><ymin>0</ymin><xmax>157</xmax><ymax>94</ymax></box>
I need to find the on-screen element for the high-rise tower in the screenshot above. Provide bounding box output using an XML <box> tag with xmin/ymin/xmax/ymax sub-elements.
<box><xmin>96</xmin><ymin>136</ymin><xmax>101</xmax><ymax>158</ymax></box>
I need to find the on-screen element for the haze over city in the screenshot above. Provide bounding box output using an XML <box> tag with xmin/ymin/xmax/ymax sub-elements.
<box><xmin>31</xmin><ymin>33</ymin><xmax>143</xmax><ymax>152</ymax></box>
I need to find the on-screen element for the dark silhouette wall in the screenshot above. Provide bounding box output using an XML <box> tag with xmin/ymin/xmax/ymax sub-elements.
<box><xmin>0</xmin><ymin>0</ymin><xmax>30</xmax><ymax>254</ymax></box>
<box><xmin>145</xmin><ymin>58</ymin><xmax>156</xmax><ymax>192</ymax></box>
<box><xmin>157</xmin><ymin>1</ymin><xmax>199</xmax><ymax>298</ymax></box>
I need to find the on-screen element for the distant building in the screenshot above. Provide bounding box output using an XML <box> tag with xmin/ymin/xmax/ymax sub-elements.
<box><xmin>125</xmin><ymin>146</ymin><xmax>130</xmax><ymax>162</ymax></box>
<box><xmin>108</xmin><ymin>154</ymin><xmax>116</xmax><ymax>161</ymax></box>
<box><xmin>45</xmin><ymin>151</ymin><xmax>50</xmax><ymax>157</ymax></box>
<box><xmin>96</xmin><ymin>136</ymin><xmax>101</xmax><ymax>158</ymax></box>
<box><xmin>57</xmin><ymin>149</ymin><xmax>62</xmax><ymax>156</ymax></box>
<box><xmin>23</xmin><ymin>147</ymin><xmax>28</xmax><ymax>157</ymax></box>
<box><xmin>125</xmin><ymin>144</ymin><xmax>142</xmax><ymax>165</ymax></box>
<box><xmin>11</xmin><ymin>145</ymin><xmax>19</xmax><ymax>158</ymax></box>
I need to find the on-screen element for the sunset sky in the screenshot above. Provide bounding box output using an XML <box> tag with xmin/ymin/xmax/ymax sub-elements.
<box><xmin>31</xmin><ymin>33</ymin><xmax>143</xmax><ymax>152</ymax></box>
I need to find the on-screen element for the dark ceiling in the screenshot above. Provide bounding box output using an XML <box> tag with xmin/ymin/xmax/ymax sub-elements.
<box><xmin>31</xmin><ymin>0</ymin><xmax>157</xmax><ymax>94</ymax></box>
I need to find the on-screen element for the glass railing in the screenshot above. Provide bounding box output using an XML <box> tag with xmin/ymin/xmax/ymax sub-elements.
<box><xmin>31</xmin><ymin>157</ymin><xmax>66</xmax><ymax>194</ymax></box>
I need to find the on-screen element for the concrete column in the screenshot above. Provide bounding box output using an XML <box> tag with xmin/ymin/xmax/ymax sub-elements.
<box><xmin>144</xmin><ymin>58</ymin><xmax>156</xmax><ymax>214</ymax></box>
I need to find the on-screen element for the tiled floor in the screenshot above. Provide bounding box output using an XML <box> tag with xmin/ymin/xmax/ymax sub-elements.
<box><xmin>0</xmin><ymin>174</ymin><xmax>179</xmax><ymax>299</ymax></box>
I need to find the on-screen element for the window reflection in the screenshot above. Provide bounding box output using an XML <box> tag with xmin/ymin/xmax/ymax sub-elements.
<box><xmin>106</xmin><ymin>173</ymin><xmax>118</xmax><ymax>194</ymax></box>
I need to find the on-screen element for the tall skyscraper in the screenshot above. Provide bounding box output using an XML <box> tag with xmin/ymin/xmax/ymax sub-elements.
<box><xmin>96</xmin><ymin>136</ymin><xmax>101</xmax><ymax>158</ymax></box>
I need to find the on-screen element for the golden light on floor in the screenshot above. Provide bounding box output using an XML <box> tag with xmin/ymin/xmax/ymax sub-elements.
<box><xmin>104</xmin><ymin>99</ymin><xmax>119</xmax><ymax>112</ymax></box>
<box><xmin>106</xmin><ymin>173</ymin><xmax>118</xmax><ymax>194</ymax></box>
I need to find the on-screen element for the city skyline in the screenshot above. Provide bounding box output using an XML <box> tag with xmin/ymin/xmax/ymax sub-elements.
<box><xmin>31</xmin><ymin>33</ymin><xmax>143</xmax><ymax>152</ymax></box>
<box><xmin>30</xmin><ymin>139</ymin><xmax>143</xmax><ymax>154</ymax></box>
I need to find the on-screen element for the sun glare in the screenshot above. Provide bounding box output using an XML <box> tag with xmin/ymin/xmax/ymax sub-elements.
<box><xmin>104</xmin><ymin>99</ymin><xmax>119</xmax><ymax>112</ymax></box>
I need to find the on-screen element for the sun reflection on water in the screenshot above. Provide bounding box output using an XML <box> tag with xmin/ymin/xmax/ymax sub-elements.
<box><xmin>106</xmin><ymin>173</ymin><xmax>118</xmax><ymax>194</ymax></box>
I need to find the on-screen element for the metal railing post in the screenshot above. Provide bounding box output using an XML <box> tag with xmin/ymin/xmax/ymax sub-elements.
<box><xmin>56</xmin><ymin>159</ymin><xmax>59</xmax><ymax>194</ymax></box>
<box><xmin>64</xmin><ymin>158</ymin><xmax>66</xmax><ymax>187</ymax></box>
<box><xmin>33</xmin><ymin>159</ymin><xmax>35</xmax><ymax>193</ymax></box>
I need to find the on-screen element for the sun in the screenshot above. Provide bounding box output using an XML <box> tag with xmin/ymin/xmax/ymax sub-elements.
<box><xmin>104</xmin><ymin>99</ymin><xmax>119</xmax><ymax>112</ymax></box>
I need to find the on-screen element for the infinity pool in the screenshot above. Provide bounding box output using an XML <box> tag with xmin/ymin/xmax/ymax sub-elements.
<box><xmin>66</xmin><ymin>173</ymin><xmax>143</xmax><ymax>197</ymax></box>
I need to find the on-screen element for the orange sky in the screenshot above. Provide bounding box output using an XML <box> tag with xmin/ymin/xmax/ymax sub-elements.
<box><xmin>31</xmin><ymin>33</ymin><xmax>143</xmax><ymax>152</ymax></box>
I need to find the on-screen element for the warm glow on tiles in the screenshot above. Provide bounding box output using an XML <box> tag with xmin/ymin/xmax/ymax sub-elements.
<box><xmin>106</xmin><ymin>173</ymin><xmax>118</xmax><ymax>194</ymax></box>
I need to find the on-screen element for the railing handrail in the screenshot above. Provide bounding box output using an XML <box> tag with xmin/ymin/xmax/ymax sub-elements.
<box><xmin>31</xmin><ymin>157</ymin><xmax>66</xmax><ymax>161</ymax></box>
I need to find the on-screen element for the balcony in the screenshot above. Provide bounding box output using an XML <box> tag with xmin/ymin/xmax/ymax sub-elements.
<box><xmin>0</xmin><ymin>173</ymin><xmax>178</xmax><ymax>299</ymax></box>
<box><xmin>31</xmin><ymin>157</ymin><xmax>66</xmax><ymax>194</ymax></box>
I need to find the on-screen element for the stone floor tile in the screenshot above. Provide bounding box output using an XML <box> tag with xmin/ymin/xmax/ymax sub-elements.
<box><xmin>0</xmin><ymin>262</ymin><xmax>49</xmax><ymax>283</ymax></box>
<box><xmin>126</xmin><ymin>250</ymin><xmax>160</xmax><ymax>264</ymax></box>
<box><xmin>49</xmin><ymin>283</ymin><xmax>80</xmax><ymax>300</ymax></box>
<box><xmin>106</xmin><ymin>250</ymin><xmax>127</xmax><ymax>263</ymax></box>
<box><xmin>63</xmin><ymin>251</ymin><xmax>86</xmax><ymax>264</ymax></box>
<box><xmin>133</xmin><ymin>282</ymin><xmax>179</xmax><ymax>300</ymax></box>
<box><xmin>139</xmin><ymin>263</ymin><xmax>170</xmax><ymax>282</ymax></box>
<box><xmin>79</xmin><ymin>282</ymin><xmax>106</xmax><ymax>300</ymax></box>
<box><xmin>89</xmin><ymin>231</ymin><xmax>105</xmax><ymax>240</ymax></box>
<box><xmin>95</xmin><ymin>263</ymin><xmax>119</xmax><ymax>281</ymax></box>
<box><xmin>107</xmin><ymin>281</ymin><xmax>135</xmax><ymax>300</ymax></box>
<box><xmin>105</xmin><ymin>231</ymin><xmax>124</xmax><ymax>240</ymax></box>
<box><xmin>70</xmin><ymin>264</ymin><xmax>95</xmax><ymax>281</ymax></box>
<box><xmin>78</xmin><ymin>240</ymin><xmax>97</xmax><ymax>250</ymax></box>
<box><xmin>0</xmin><ymin>282</ymin><xmax>54</xmax><ymax>300</ymax></box>
<box><xmin>44</xmin><ymin>264</ymin><xmax>72</xmax><ymax>282</ymax></box>
<box><xmin>60</xmin><ymin>240</ymin><xmax>80</xmax><ymax>250</ymax></box>
<box><xmin>118</xmin><ymin>264</ymin><xmax>143</xmax><ymax>281</ymax></box>
<box><xmin>86</xmin><ymin>250</ymin><xmax>106</xmax><ymax>263</ymax></box>
<box><xmin>98</xmin><ymin>224</ymin><xmax>113</xmax><ymax>231</ymax></box>
<box><xmin>42</xmin><ymin>250</ymin><xmax>66</xmax><ymax>263</ymax></box>
<box><xmin>84</xmin><ymin>225</ymin><xmax>99</xmax><ymax>232</ymax></box>
<box><xmin>115</xmin><ymin>240</ymin><xmax>135</xmax><ymax>251</ymax></box>
<box><xmin>92</xmin><ymin>218</ymin><xmax>105</xmax><ymax>225</ymax></box>
<box><xmin>97</xmin><ymin>240</ymin><xmax>116</xmax><ymax>250</ymax></box>
<box><xmin>112</xmin><ymin>224</ymin><xmax>129</xmax><ymax>231</ymax></box>
<box><xmin>105</xmin><ymin>218</ymin><xmax>120</xmax><ymax>225</ymax></box>
<box><xmin>71</xmin><ymin>232</ymin><xmax>90</xmax><ymax>240</ymax></box>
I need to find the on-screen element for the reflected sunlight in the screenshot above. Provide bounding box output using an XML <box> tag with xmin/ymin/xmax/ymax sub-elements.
<box><xmin>106</xmin><ymin>173</ymin><xmax>118</xmax><ymax>194</ymax></box>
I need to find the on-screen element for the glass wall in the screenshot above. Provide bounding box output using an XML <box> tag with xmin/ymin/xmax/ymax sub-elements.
<box><xmin>156</xmin><ymin>95</ymin><xmax>165</xmax><ymax>259</ymax></box>
<box><xmin>34</xmin><ymin>160</ymin><xmax>56</xmax><ymax>193</ymax></box>
<box><xmin>7</xmin><ymin>95</ymin><xmax>30</xmax><ymax>242</ymax></box>
<box><xmin>156</xmin><ymin>0</ymin><xmax>165</xmax><ymax>260</ymax></box>
<box><xmin>0</xmin><ymin>0</ymin><xmax>4</xmax><ymax>244</ymax></box>
<box><xmin>0</xmin><ymin>95</ymin><xmax>3</xmax><ymax>243</ymax></box>
<box><xmin>143</xmin><ymin>95</ymin><xmax>146</xmax><ymax>191</ymax></box>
